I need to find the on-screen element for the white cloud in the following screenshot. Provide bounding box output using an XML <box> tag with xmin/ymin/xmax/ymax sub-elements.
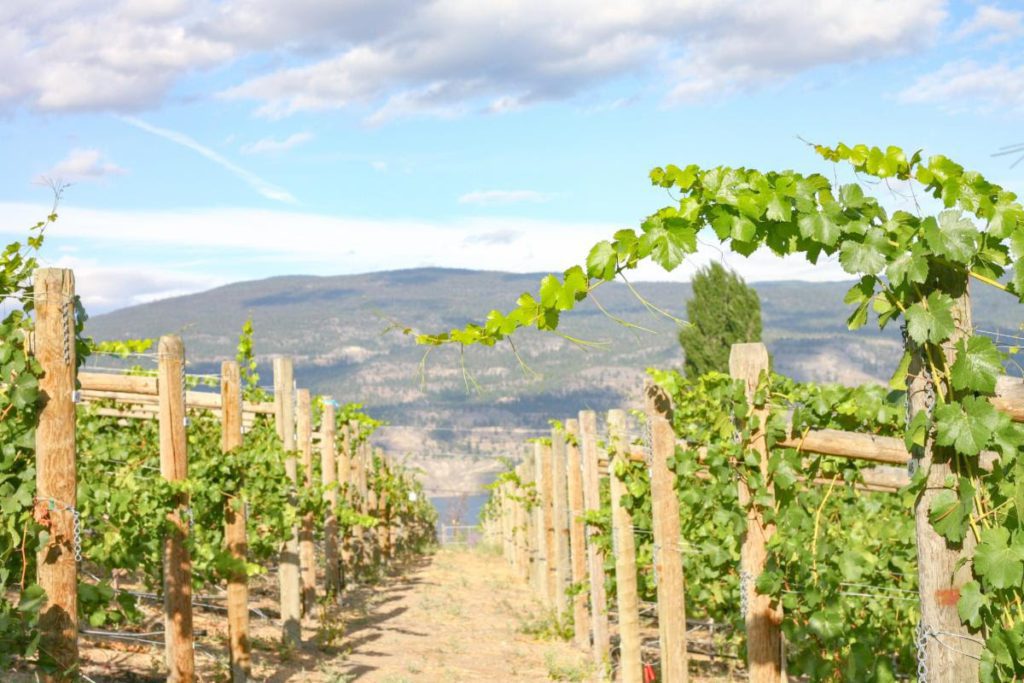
<box><xmin>458</xmin><ymin>190</ymin><xmax>553</xmax><ymax>206</ymax></box>
<box><xmin>899</xmin><ymin>60</ymin><xmax>1024</xmax><ymax>112</ymax></box>
<box><xmin>41</xmin><ymin>254</ymin><xmax>226</xmax><ymax>313</ymax></box>
<box><xmin>120</xmin><ymin>116</ymin><xmax>297</xmax><ymax>202</ymax></box>
<box><xmin>1</xmin><ymin>0</ymin><xmax>947</xmax><ymax>117</ymax></box>
<box><xmin>954</xmin><ymin>5</ymin><xmax>1024</xmax><ymax>44</ymax></box>
<box><xmin>240</xmin><ymin>132</ymin><xmax>313</xmax><ymax>155</ymax></box>
<box><xmin>217</xmin><ymin>0</ymin><xmax>946</xmax><ymax>120</ymax></box>
<box><xmin>0</xmin><ymin>1</ymin><xmax>231</xmax><ymax>111</ymax></box>
<box><xmin>39</xmin><ymin>149</ymin><xmax>126</xmax><ymax>184</ymax></box>
<box><xmin>1</xmin><ymin>200</ymin><xmax>852</xmax><ymax>313</ymax></box>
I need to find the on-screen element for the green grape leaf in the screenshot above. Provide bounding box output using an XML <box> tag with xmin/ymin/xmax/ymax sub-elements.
<box><xmin>838</xmin><ymin>228</ymin><xmax>888</xmax><ymax>275</ymax></box>
<box><xmin>886</xmin><ymin>243</ymin><xmax>929</xmax><ymax>285</ymax></box>
<box><xmin>974</xmin><ymin>527</ymin><xmax>1024</xmax><ymax>590</ymax></box>
<box><xmin>797</xmin><ymin>212</ymin><xmax>841</xmax><ymax>247</ymax></box>
<box><xmin>586</xmin><ymin>241</ymin><xmax>617</xmax><ymax>280</ymax></box>
<box><xmin>958</xmin><ymin>580</ymin><xmax>988</xmax><ymax>629</ymax></box>
<box><xmin>905</xmin><ymin>291</ymin><xmax>956</xmax><ymax>344</ymax></box>
<box><xmin>928</xmin><ymin>481</ymin><xmax>973</xmax><ymax>543</ymax></box>
<box><xmin>934</xmin><ymin>396</ymin><xmax>1000</xmax><ymax>456</ymax></box>
<box><xmin>923</xmin><ymin>210</ymin><xmax>979</xmax><ymax>264</ymax></box>
<box><xmin>950</xmin><ymin>335</ymin><xmax>1005</xmax><ymax>394</ymax></box>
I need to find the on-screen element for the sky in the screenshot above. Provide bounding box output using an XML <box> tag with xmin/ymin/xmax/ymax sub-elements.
<box><xmin>2</xmin><ymin>0</ymin><xmax>1024</xmax><ymax>313</ymax></box>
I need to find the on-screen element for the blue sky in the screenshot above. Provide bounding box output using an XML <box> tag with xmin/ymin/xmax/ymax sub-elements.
<box><xmin>2</xmin><ymin>0</ymin><xmax>1023</xmax><ymax>312</ymax></box>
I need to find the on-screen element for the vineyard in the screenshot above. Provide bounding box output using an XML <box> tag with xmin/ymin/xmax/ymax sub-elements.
<box><xmin>1</xmin><ymin>217</ymin><xmax>436</xmax><ymax>681</ymax></box>
<box><xmin>460</xmin><ymin>144</ymin><xmax>1024</xmax><ymax>683</ymax></box>
<box><xmin>6</xmin><ymin>140</ymin><xmax>1024</xmax><ymax>683</ymax></box>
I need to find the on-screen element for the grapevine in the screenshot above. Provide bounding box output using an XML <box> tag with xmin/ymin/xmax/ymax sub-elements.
<box><xmin>456</xmin><ymin>144</ymin><xmax>1024</xmax><ymax>680</ymax></box>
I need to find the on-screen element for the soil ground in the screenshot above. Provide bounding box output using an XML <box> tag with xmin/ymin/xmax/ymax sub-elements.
<box><xmin>9</xmin><ymin>545</ymin><xmax>591</xmax><ymax>682</ymax></box>
<box><xmin>10</xmin><ymin>544</ymin><xmax>746</xmax><ymax>681</ymax></box>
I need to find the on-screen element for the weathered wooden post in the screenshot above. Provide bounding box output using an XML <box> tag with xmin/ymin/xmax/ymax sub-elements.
<box><xmin>516</xmin><ymin>463</ymin><xmax>530</xmax><ymax>582</ymax></box>
<box><xmin>564</xmin><ymin>418</ymin><xmax>591</xmax><ymax>651</ymax></box>
<box><xmin>579</xmin><ymin>410</ymin><xmax>610</xmax><ymax>668</ymax></box>
<box><xmin>158</xmin><ymin>335</ymin><xmax>194</xmax><ymax>682</ymax></box>
<box><xmin>375</xmin><ymin>447</ymin><xmax>391</xmax><ymax>563</ymax></box>
<box><xmin>296</xmin><ymin>389</ymin><xmax>316</xmax><ymax>615</ymax></box>
<box><xmin>907</xmin><ymin>285</ymin><xmax>983</xmax><ymax>680</ymax></box>
<box><xmin>221</xmin><ymin>361</ymin><xmax>250</xmax><ymax>683</ymax></box>
<box><xmin>532</xmin><ymin>441</ymin><xmax>549</xmax><ymax>599</ymax></box>
<box><xmin>338</xmin><ymin>423</ymin><xmax>353</xmax><ymax>578</ymax></box>
<box><xmin>608</xmin><ymin>409</ymin><xmax>642</xmax><ymax>683</ymax></box>
<box><xmin>645</xmin><ymin>381</ymin><xmax>688</xmax><ymax>683</ymax></box>
<box><xmin>273</xmin><ymin>357</ymin><xmax>302</xmax><ymax>645</ymax></box>
<box><xmin>321</xmin><ymin>398</ymin><xmax>341</xmax><ymax>597</ymax></box>
<box><xmin>551</xmin><ymin>426</ymin><xmax>572</xmax><ymax>617</ymax></box>
<box><xmin>540</xmin><ymin>441</ymin><xmax>558</xmax><ymax>605</ymax></box>
<box><xmin>729</xmin><ymin>343</ymin><xmax>783</xmax><ymax>682</ymax></box>
<box><xmin>34</xmin><ymin>268</ymin><xmax>78</xmax><ymax>681</ymax></box>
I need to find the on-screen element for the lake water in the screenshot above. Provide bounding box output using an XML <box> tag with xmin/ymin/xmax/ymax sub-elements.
<box><xmin>430</xmin><ymin>493</ymin><xmax>490</xmax><ymax>528</ymax></box>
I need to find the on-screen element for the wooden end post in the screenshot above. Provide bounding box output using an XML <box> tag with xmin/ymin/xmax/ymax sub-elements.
<box><xmin>221</xmin><ymin>361</ymin><xmax>250</xmax><ymax>682</ymax></box>
<box><xmin>158</xmin><ymin>335</ymin><xmax>194</xmax><ymax>682</ymax></box>
<box><xmin>34</xmin><ymin>268</ymin><xmax>78</xmax><ymax>681</ymax></box>
<box><xmin>608</xmin><ymin>409</ymin><xmax>642</xmax><ymax>683</ymax></box>
<box><xmin>909</xmin><ymin>286</ymin><xmax>983</xmax><ymax>680</ymax></box>
<box><xmin>729</xmin><ymin>343</ymin><xmax>783</xmax><ymax>683</ymax></box>
<box><xmin>645</xmin><ymin>381</ymin><xmax>688</xmax><ymax>683</ymax></box>
<box><xmin>579</xmin><ymin>410</ymin><xmax>610</xmax><ymax>668</ymax></box>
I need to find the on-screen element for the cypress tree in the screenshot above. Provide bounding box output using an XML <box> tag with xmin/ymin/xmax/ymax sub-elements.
<box><xmin>678</xmin><ymin>262</ymin><xmax>762</xmax><ymax>377</ymax></box>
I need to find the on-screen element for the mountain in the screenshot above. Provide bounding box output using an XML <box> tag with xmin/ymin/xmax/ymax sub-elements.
<box><xmin>83</xmin><ymin>268</ymin><xmax>1024</xmax><ymax>463</ymax></box>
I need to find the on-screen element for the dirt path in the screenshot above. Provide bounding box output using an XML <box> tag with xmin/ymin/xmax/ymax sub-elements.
<box><xmin>325</xmin><ymin>546</ymin><xmax>592</xmax><ymax>682</ymax></box>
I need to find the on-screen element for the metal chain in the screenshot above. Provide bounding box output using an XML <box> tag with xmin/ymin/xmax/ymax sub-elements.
<box><xmin>739</xmin><ymin>569</ymin><xmax>751</xmax><ymax>621</ymax></box>
<box><xmin>915</xmin><ymin>620</ymin><xmax>929</xmax><ymax>683</ymax></box>
<box><xmin>38</xmin><ymin>498</ymin><xmax>82</xmax><ymax>562</ymax></box>
<box><xmin>71</xmin><ymin>506</ymin><xmax>82</xmax><ymax>563</ymax></box>
<box><xmin>61</xmin><ymin>300</ymin><xmax>71</xmax><ymax>366</ymax></box>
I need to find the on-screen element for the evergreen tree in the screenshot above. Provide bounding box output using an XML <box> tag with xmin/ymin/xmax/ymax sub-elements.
<box><xmin>678</xmin><ymin>262</ymin><xmax>762</xmax><ymax>377</ymax></box>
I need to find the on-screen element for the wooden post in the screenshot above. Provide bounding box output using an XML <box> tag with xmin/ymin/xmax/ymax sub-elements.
<box><xmin>321</xmin><ymin>399</ymin><xmax>341</xmax><ymax>597</ymax></box>
<box><xmin>338</xmin><ymin>423</ymin><xmax>353</xmax><ymax>578</ymax></box>
<box><xmin>273</xmin><ymin>357</ymin><xmax>302</xmax><ymax>645</ymax></box>
<box><xmin>551</xmin><ymin>427</ymin><xmax>572</xmax><ymax>617</ymax></box>
<box><xmin>296</xmin><ymin>389</ymin><xmax>316</xmax><ymax>615</ymax></box>
<box><xmin>221</xmin><ymin>361</ymin><xmax>250</xmax><ymax>683</ymax></box>
<box><xmin>608</xmin><ymin>409</ymin><xmax>642</xmax><ymax>683</ymax></box>
<box><xmin>729</xmin><ymin>343</ymin><xmax>783</xmax><ymax>683</ymax></box>
<box><xmin>34</xmin><ymin>268</ymin><xmax>78</xmax><ymax>681</ymax></box>
<box><xmin>532</xmin><ymin>441</ymin><xmax>549</xmax><ymax>599</ymax></box>
<box><xmin>158</xmin><ymin>336</ymin><xmax>194</xmax><ymax>683</ymax></box>
<box><xmin>579</xmin><ymin>410</ymin><xmax>610</xmax><ymax>668</ymax></box>
<box><xmin>645</xmin><ymin>382</ymin><xmax>688</xmax><ymax>683</ymax></box>
<box><xmin>908</xmin><ymin>285</ymin><xmax>983</xmax><ymax>680</ymax></box>
<box><xmin>564</xmin><ymin>418</ymin><xmax>591</xmax><ymax>651</ymax></box>
<box><xmin>503</xmin><ymin>481</ymin><xmax>514</xmax><ymax>562</ymax></box>
<box><xmin>540</xmin><ymin>441</ymin><xmax>558</xmax><ymax>605</ymax></box>
<box><xmin>375</xmin><ymin>447</ymin><xmax>391</xmax><ymax>564</ymax></box>
<box><xmin>516</xmin><ymin>463</ymin><xmax>530</xmax><ymax>582</ymax></box>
